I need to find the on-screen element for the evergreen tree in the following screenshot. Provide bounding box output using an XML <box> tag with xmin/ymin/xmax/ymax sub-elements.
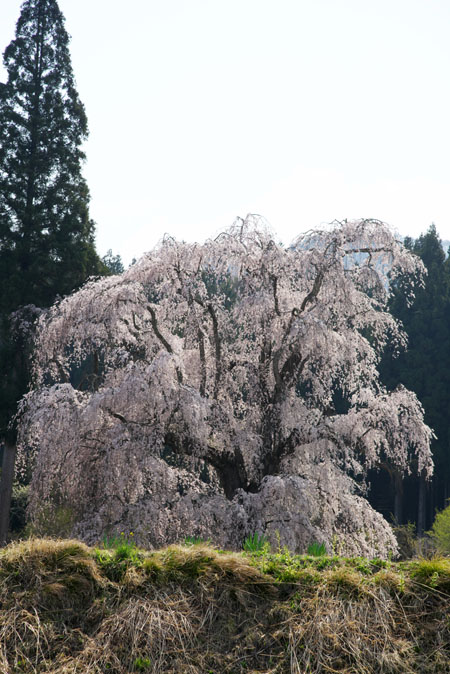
<box><xmin>102</xmin><ymin>249</ymin><xmax>125</xmax><ymax>275</ymax></box>
<box><xmin>0</xmin><ymin>0</ymin><xmax>105</xmax><ymax>542</ymax></box>
<box><xmin>0</xmin><ymin>0</ymin><xmax>103</xmax><ymax>314</ymax></box>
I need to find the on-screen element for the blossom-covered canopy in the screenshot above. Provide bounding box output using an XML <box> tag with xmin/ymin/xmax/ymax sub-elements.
<box><xmin>16</xmin><ymin>217</ymin><xmax>433</xmax><ymax>553</ymax></box>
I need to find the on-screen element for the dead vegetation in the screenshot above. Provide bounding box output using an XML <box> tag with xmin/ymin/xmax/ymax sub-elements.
<box><xmin>0</xmin><ymin>538</ymin><xmax>449</xmax><ymax>673</ymax></box>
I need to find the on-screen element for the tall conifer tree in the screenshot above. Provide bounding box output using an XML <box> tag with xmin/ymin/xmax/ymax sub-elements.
<box><xmin>0</xmin><ymin>0</ymin><xmax>104</xmax><ymax>542</ymax></box>
<box><xmin>0</xmin><ymin>0</ymin><xmax>102</xmax><ymax>312</ymax></box>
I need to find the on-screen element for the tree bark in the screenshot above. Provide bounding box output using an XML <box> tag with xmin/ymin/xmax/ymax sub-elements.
<box><xmin>0</xmin><ymin>440</ymin><xmax>16</xmax><ymax>546</ymax></box>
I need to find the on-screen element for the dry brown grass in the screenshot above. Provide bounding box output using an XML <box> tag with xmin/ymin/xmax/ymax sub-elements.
<box><xmin>0</xmin><ymin>538</ymin><xmax>449</xmax><ymax>673</ymax></box>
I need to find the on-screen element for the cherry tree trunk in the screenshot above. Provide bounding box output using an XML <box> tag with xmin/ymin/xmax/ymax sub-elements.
<box><xmin>0</xmin><ymin>440</ymin><xmax>16</xmax><ymax>546</ymax></box>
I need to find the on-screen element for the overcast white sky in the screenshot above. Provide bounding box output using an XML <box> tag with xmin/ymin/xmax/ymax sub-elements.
<box><xmin>1</xmin><ymin>0</ymin><xmax>450</xmax><ymax>264</ymax></box>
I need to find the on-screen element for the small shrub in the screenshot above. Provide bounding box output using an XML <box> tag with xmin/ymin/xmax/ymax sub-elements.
<box><xmin>392</xmin><ymin>522</ymin><xmax>417</xmax><ymax>559</ymax></box>
<box><xmin>307</xmin><ymin>541</ymin><xmax>326</xmax><ymax>557</ymax></box>
<box><xmin>27</xmin><ymin>503</ymin><xmax>74</xmax><ymax>538</ymax></box>
<box><xmin>10</xmin><ymin>483</ymin><xmax>30</xmax><ymax>533</ymax></box>
<box><xmin>427</xmin><ymin>503</ymin><xmax>450</xmax><ymax>554</ymax></box>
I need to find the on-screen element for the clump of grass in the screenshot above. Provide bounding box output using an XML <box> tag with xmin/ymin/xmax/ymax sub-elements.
<box><xmin>0</xmin><ymin>538</ymin><xmax>108</xmax><ymax>671</ymax></box>
<box><xmin>242</xmin><ymin>532</ymin><xmax>269</xmax><ymax>553</ymax></box>
<box><xmin>0</xmin><ymin>537</ymin><xmax>104</xmax><ymax>592</ymax></box>
<box><xmin>256</xmin><ymin>547</ymin><xmax>344</xmax><ymax>583</ymax></box>
<box><xmin>324</xmin><ymin>566</ymin><xmax>367</xmax><ymax>597</ymax></box>
<box><xmin>95</xmin><ymin>531</ymin><xmax>143</xmax><ymax>581</ymax></box>
<box><xmin>373</xmin><ymin>567</ymin><xmax>408</xmax><ymax>595</ymax></box>
<box><xmin>142</xmin><ymin>556</ymin><xmax>164</xmax><ymax>581</ymax></box>
<box><xmin>159</xmin><ymin>544</ymin><xmax>216</xmax><ymax>580</ymax></box>
<box><xmin>306</xmin><ymin>540</ymin><xmax>326</xmax><ymax>556</ymax></box>
<box><xmin>409</xmin><ymin>557</ymin><xmax>450</xmax><ymax>592</ymax></box>
<box><xmin>156</xmin><ymin>544</ymin><xmax>272</xmax><ymax>594</ymax></box>
<box><xmin>182</xmin><ymin>535</ymin><xmax>210</xmax><ymax>546</ymax></box>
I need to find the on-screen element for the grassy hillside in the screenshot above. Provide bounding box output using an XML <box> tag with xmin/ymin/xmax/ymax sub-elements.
<box><xmin>0</xmin><ymin>538</ymin><xmax>449</xmax><ymax>673</ymax></box>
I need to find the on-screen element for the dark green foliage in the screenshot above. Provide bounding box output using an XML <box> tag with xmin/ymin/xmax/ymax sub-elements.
<box><xmin>0</xmin><ymin>304</ymin><xmax>40</xmax><ymax>441</ymax></box>
<box><xmin>376</xmin><ymin>225</ymin><xmax>450</xmax><ymax>529</ymax></box>
<box><xmin>0</xmin><ymin>0</ymin><xmax>104</xmax><ymax>315</ymax></box>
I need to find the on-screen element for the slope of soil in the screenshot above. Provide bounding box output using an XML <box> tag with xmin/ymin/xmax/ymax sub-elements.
<box><xmin>0</xmin><ymin>538</ymin><xmax>449</xmax><ymax>673</ymax></box>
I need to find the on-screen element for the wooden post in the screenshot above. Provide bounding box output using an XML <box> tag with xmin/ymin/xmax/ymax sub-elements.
<box><xmin>417</xmin><ymin>474</ymin><xmax>426</xmax><ymax>537</ymax></box>
<box><xmin>393</xmin><ymin>470</ymin><xmax>403</xmax><ymax>525</ymax></box>
<box><xmin>0</xmin><ymin>440</ymin><xmax>16</xmax><ymax>546</ymax></box>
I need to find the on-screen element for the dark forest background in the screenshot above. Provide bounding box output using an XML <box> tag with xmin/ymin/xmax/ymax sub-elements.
<box><xmin>369</xmin><ymin>225</ymin><xmax>450</xmax><ymax>533</ymax></box>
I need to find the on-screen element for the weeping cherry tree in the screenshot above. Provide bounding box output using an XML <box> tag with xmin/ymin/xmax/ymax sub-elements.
<box><xmin>16</xmin><ymin>217</ymin><xmax>433</xmax><ymax>555</ymax></box>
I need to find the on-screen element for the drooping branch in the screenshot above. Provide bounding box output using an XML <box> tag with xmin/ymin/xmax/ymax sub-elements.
<box><xmin>269</xmin><ymin>263</ymin><xmax>324</xmax><ymax>398</ymax></box>
<box><xmin>343</xmin><ymin>245</ymin><xmax>394</xmax><ymax>257</ymax></box>
<box><xmin>259</xmin><ymin>331</ymin><xmax>273</xmax><ymax>406</ymax></box>
<box><xmin>300</xmin><ymin>268</ymin><xmax>325</xmax><ymax>313</ymax></box>
<box><xmin>270</xmin><ymin>263</ymin><xmax>325</xmax><ymax>392</ymax></box>
<box><xmin>147</xmin><ymin>305</ymin><xmax>174</xmax><ymax>354</ymax></box>
<box><xmin>263</xmin><ymin>426</ymin><xmax>302</xmax><ymax>476</ymax></box>
<box><xmin>173</xmin><ymin>264</ymin><xmax>210</xmax><ymax>397</ymax></box>
<box><xmin>270</xmin><ymin>274</ymin><xmax>281</xmax><ymax>317</ymax></box>
<box><xmin>198</xmin><ymin>327</ymin><xmax>207</xmax><ymax>397</ymax></box>
<box><xmin>272</xmin><ymin>306</ymin><xmax>306</xmax><ymax>395</ymax></box>
<box><xmin>207</xmin><ymin>304</ymin><xmax>221</xmax><ymax>400</ymax></box>
<box><xmin>147</xmin><ymin>304</ymin><xmax>182</xmax><ymax>384</ymax></box>
<box><xmin>189</xmin><ymin>289</ymin><xmax>221</xmax><ymax>399</ymax></box>
<box><xmin>106</xmin><ymin>409</ymin><xmax>127</xmax><ymax>424</ymax></box>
